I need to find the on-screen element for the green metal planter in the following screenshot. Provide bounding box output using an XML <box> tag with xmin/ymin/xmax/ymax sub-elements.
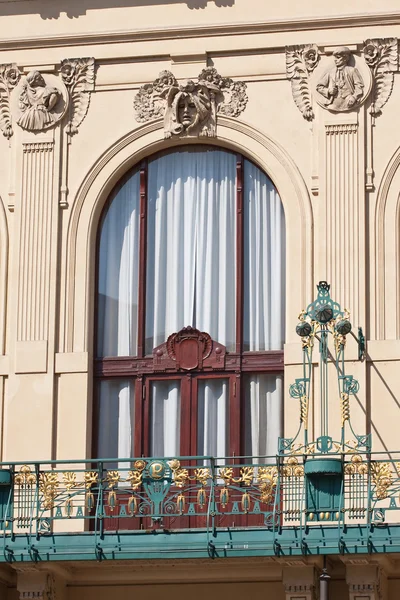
<box><xmin>305</xmin><ymin>458</ymin><xmax>343</xmax><ymax>522</ymax></box>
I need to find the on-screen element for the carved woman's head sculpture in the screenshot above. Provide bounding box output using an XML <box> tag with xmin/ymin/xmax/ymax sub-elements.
<box><xmin>165</xmin><ymin>81</ymin><xmax>214</xmax><ymax>137</ymax></box>
<box><xmin>26</xmin><ymin>70</ymin><xmax>46</xmax><ymax>88</ymax></box>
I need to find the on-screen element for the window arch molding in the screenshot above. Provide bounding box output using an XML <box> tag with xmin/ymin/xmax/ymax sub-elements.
<box><xmin>65</xmin><ymin>118</ymin><xmax>313</xmax><ymax>359</ymax></box>
<box><xmin>374</xmin><ymin>146</ymin><xmax>400</xmax><ymax>340</ymax></box>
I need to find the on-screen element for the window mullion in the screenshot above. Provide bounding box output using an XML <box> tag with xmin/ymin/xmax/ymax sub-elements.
<box><xmin>235</xmin><ymin>154</ymin><xmax>244</xmax><ymax>355</ymax></box>
<box><xmin>137</xmin><ymin>160</ymin><xmax>148</xmax><ymax>358</ymax></box>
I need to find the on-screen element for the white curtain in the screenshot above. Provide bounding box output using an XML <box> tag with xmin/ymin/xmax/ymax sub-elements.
<box><xmin>97</xmin><ymin>171</ymin><xmax>140</xmax><ymax>357</ymax></box>
<box><xmin>145</xmin><ymin>150</ymin><xmax>236</xmax><ymax>354</ymax></box>
<box><xmin>197</xmin><ymin>379</ymin><xmax>228</xmax><ymax>457</ymax></box>
<box><xmin>97</xmin><ymin>380</ymin><xmax>135</xmax><ymax>467</ymax></box>
<box><xmin>244</xmin><ymin>160</ymin><xmax>285</xmax><ymax>351</ymax></box>
<box><xmin>150</xmin><ymin>381</ymin><xmax>181</xmax><ymax>457</ymax></box>
<box><xmin>243</xmin><ymin>161</ymin><xmax>285</xmax><ymax>458</ymax></box>
<box><xmin>244</xmin><ymin>374</ymin><xmax>283</xmax><ymax>461</ymax></box>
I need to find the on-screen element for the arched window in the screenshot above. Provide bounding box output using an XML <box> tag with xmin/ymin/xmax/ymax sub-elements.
<box><xmin>95</xmin><ymin>146</ymin><xmax>285</xmax><ymax>460</ymax></box>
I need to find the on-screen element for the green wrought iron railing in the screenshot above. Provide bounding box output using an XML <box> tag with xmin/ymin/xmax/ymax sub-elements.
<box><xmin>0</xmin><ymin>452</ymin><xmax>399</xmax><ymax>535</ymax></box>
<box><xmin>0</xmin><ymin>452</ymin><xmax>399</xmax><ymax>561</ymax></box>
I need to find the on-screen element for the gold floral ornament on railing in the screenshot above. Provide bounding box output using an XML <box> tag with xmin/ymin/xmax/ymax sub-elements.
<box><xmin>15</xmin><ymin>465</ymin><xmax>37</xmax><ymax>527</ymax></box>
<box><xmin>344</xmin><ymin>454</ymin><xmax>368</xmax><ymax>475</ymax></box>
<box><xmin>63</xmin><ymin>472</ymin><xmax>76</xmax><ymax>517</ymax></box>
<box><xmin>84</xmin><ymin>471</ymin><xmax>98</xmax><ymax>510</ymax></box>
<box><xmin>281</xmin><ymin>457</ymin><xmax>305</xmax><ymax>477</ymax></box>
<box><xmin>257</xmin><ymin>467</ymin><xmax>278</xmax><ymax>504</ymax></box>
<box><xmin>39</xmin><ymin>472</ymin><xmax>59</xmax><ymax>510</ymax></box>
<box><xmin>168</xmin><ymin>460</ymin><xmax>212</xmax><ymax>513</ymax></box>
<box><xmin>217</xmin><ymin>466</ymin><xmax>257</xmax><ymax>512</ymax></box>
<box><xmin>371</xmin><ymin>462</ymin><xmax>392</xmax><ymax>500</ymax></box>
<box><xmin>106</xmin><ymin>471</ymin><xmax>120</xmax><ymax>510</ymax></box>
<box><xmin>126</xmin><ymin>460</ymin><xmax>146</xmax><ymax>515</ymax></box>
<box><xmin>15</xmin><ymin>465</ymin><xmax>37</xmax><ymax>486</ymax></box>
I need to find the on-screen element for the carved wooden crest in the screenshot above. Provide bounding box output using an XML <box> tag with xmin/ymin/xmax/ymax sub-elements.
<box><xmin>153</xmin><ymin>326</ymin><xmax>226</xmax><ymax>371</ymax></box>
<box><xmin>167</xmin><ymin>326</ymin><xmax>212</xmax><ymax>370</ymax></box>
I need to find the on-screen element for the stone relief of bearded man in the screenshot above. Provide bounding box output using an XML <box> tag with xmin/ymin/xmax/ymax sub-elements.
<box><xmin>316</xmin><ymin>47</ymin><xmax>364</xmax><ymax>112</ymax></box>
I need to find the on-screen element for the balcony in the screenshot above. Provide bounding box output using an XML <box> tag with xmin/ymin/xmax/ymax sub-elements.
<box><xmin>1</xmin><ymin>452</ymin><xmax>400</xmax><ymax>563</ymax></box>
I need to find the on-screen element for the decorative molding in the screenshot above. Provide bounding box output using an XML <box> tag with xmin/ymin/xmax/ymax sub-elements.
<box><xmin>286</xmin><ymin>44</ymin><xmax>320</xmax><ymax>121</ymax></box>
<box><xmin>17</xmin><ymin>140</ymin><xmax>55</xmax><ymax>344</ymax></box>
<box><xmin>363</xmin><ymin>38</ymin><xmax>398</xmax><ymax>117</ymax></box>
<box><xmin>325</xmin><ymin>123</ymin><xmax>358</xmax><ymax>134</ymax></box>
<box><xmin>66</xmin><ymin>118</ymin><xmax>312</xmax><ymax>354</ymax></box>
<box><xmin>17</xmin><ymin>572</ymin><xmax>55</xmax><ymax>600</ymax></box>
<box><xmin>60</xmin><ymin>57</ymin><xmax>95</xmax><ymax>135</ymax></box>
<box><xmin>15</xmin><ymin>71</ymin><xmax>67</xmax><ymax>132</ymax></box>
<box><xmin>346</xmin><ymin>565</ymin><xmax>387</xmax><ymax>600</ymax></box>
<box><xmin>2</xmin><ymin>12</ymin><xmax>400</xmax><ymax>50</ymax></box>
<box><xmin>316</xmin><ymin>47</ymin><xmax>365</xmax><ymax>112</ymax></box>
<box><xmin>134</xmin><ymin>68</ymin><xmax>247</xmax><ymax>138</ymax></box>
<box><xmin>0</xmin><ymin>63</ymin><xmax>20</xmax><ymax>138</ymax></box>
<box><xmin>282</xmin><ymin>566</ymin><xmax>319</xmax><ymax>600</ymax></box>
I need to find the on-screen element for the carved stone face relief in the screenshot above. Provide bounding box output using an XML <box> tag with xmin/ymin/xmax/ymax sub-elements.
<box><xmin>134</xmin><ymin>67</ymin><xmax>247</xmax><ymax>138</ymax></box>
<box><xmin>15</xmin><ymin>70</ymin><xmax>68</xmax><ymax>132</ymax></box>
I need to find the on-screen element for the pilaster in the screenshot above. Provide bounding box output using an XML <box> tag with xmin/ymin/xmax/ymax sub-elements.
<box><xmin>282</xmin><ymin>566</ymin><xmax>319</xmax><ymax>600</ymax></box>
<box><xmin>16</xmin><ymin>566</ymin><xmax>67</xmax><ymax>600</ymax></box>
<box><xmin>346</xmin><ymin>564</ymin><xmax>387</xmax><ymax>600</ymax></box>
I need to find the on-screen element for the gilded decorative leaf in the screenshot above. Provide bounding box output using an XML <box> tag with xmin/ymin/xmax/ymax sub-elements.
<box><xmin>194</xmin><ymin>468</ymin><xmax>210</xmax><ymax>486</ymax></box>
<box><xmin>219</xmin><ymin>467</ymin><xmax>233</xmax><ymax>485</ymax></box>
<box><xmin>127</xmin><ymin>469</ymin><xmax>143</xmax><ymax>490</ymax></box>
<box><xmin>371</xmin><ymin>462</ymin><xmax>393</xmax><ymax>500</ymax></box>
<box><xmin>106</xmin><ymin>470</ymin><xmax>120</xmax><ymax>487</ymax></box>
<box><xmin>63</xmin><ymin>471</ymin><xmax>77</xmax><ymax>491</ymax></box>
<box><xmin>39</xmin><ymin>472</ymin><xmax>59</xmax><ymax>510</ymax></box>
<box><xmin>60</xmin><ymin>57</ymin><xmax>95</xmax><ymax>135</ymax></box>
<box><xmin>84</xmin><ymin>471</ymin><xmax>98</xmax><ymax>488</ymax></box>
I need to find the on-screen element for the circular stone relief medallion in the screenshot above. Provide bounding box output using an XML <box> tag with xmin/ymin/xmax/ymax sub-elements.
<box><xmin>12</xmin><ymin>71</ymin><xmax>68</xmax><ymax>132</ymax></box>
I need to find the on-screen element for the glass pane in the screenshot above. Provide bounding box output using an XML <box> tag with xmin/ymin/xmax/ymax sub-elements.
<box><xmin>97</xmin><ymin>170</ymin><xmax>140</xmax><ymax>357</ymax></box>
<box><xmin>97</xmin><ymin>380</ymin><xmax>135</xmax><ymax>466</ymax></box>
<box><xmin>243</xmin><ymin>160</ymin><xmax>286</xmax><ymax>350</ymax></box>
<box><xmin>145</xmin><ymin>148</ymin><xmax>236</xmax><ymax>354</ymax></box>
<box><xmin>243</xmin><ymin>374</ymin><xmax>283</xmax><ymax>462</ymax></box>
<box><xmin>197</xmin><ymin>378</ymin><xmax>229</xmax><ymax>457</ymax></box>
<box><xmin>150</xmin><ymin>380</ymin><xmax>181</xmax><ymax>457</ymax></box>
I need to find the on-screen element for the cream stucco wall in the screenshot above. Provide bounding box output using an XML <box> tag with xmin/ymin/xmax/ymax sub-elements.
<box><xmin>1</xmin><ymin>1</ymin><xmax>400</xmax><ymax>598</ymax></box>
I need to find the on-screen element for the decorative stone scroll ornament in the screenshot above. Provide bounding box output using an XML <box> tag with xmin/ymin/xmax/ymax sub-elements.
<box><xmin>316</xmin><ymin>47</ymin><xmax>365</xmax><ymax>112</ymax></box>
<box><xmin>286</xmin><ymin>44</ymin><xmax>320</xmax><ymax>121</ymax></box>
<box><xmin>363</xmin><ymin>38</ymin><xmax>398</xmax><ymax>117</ymax></box>
<box><xmin>15</xmin><ymin>71</ymin><xmax>67</xmax><ymax>132</ymax></box>
<box><xmin>60</xmin><ymin>57</ymin><xmax>96</xmax><ymax>135</ymax></box>
<box><xmin>134</xmin><ymin>67</ymin><xmax>248</xmax><ymax>138</ymax></box>
<box><xmin>0</xmin><ymin>63</ymin><xmax>21</xmax><ymax>138</ymax></box>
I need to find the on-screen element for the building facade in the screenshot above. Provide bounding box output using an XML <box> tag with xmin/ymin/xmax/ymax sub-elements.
<box><xmin>0</xmin><ymin>1</ymin><xmax>400</xmax><ymax>598</ymax></box>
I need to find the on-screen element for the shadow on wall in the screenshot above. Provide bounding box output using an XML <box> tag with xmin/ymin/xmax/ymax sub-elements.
<box><xmin>0</xmin><ymin>0</ymin><xmax>234</xmax><ymax>18</ymax></box>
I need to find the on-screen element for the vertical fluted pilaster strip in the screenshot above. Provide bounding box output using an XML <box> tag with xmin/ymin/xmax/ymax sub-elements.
<box><xmin>325</xmin><ymin>124</ymin><xmax>361</xmax><ymax>322</ymax></box>
<box><xmin>17</xmin><ymin>142</ymin><xmax>54</xmax><ymax>342</ymax></box>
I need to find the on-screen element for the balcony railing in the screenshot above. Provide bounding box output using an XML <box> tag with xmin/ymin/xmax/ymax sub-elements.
<box><xmin>1</xmin><ymin>452</ymin><xmax>400</xmax><ymax>561</ymax></box>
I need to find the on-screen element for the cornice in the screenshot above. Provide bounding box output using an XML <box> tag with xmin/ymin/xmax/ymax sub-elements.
<box><xmin>0</xmin><ymin>11</ymin><xmax>400</xmax><ymax>50</ymax></box>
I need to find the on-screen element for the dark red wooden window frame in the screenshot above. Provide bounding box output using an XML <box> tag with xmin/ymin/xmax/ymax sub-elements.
<box><xmin>93</xmin><ymin>147</ymin><xmax>284</xmax><ymax>459</ymax></box>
